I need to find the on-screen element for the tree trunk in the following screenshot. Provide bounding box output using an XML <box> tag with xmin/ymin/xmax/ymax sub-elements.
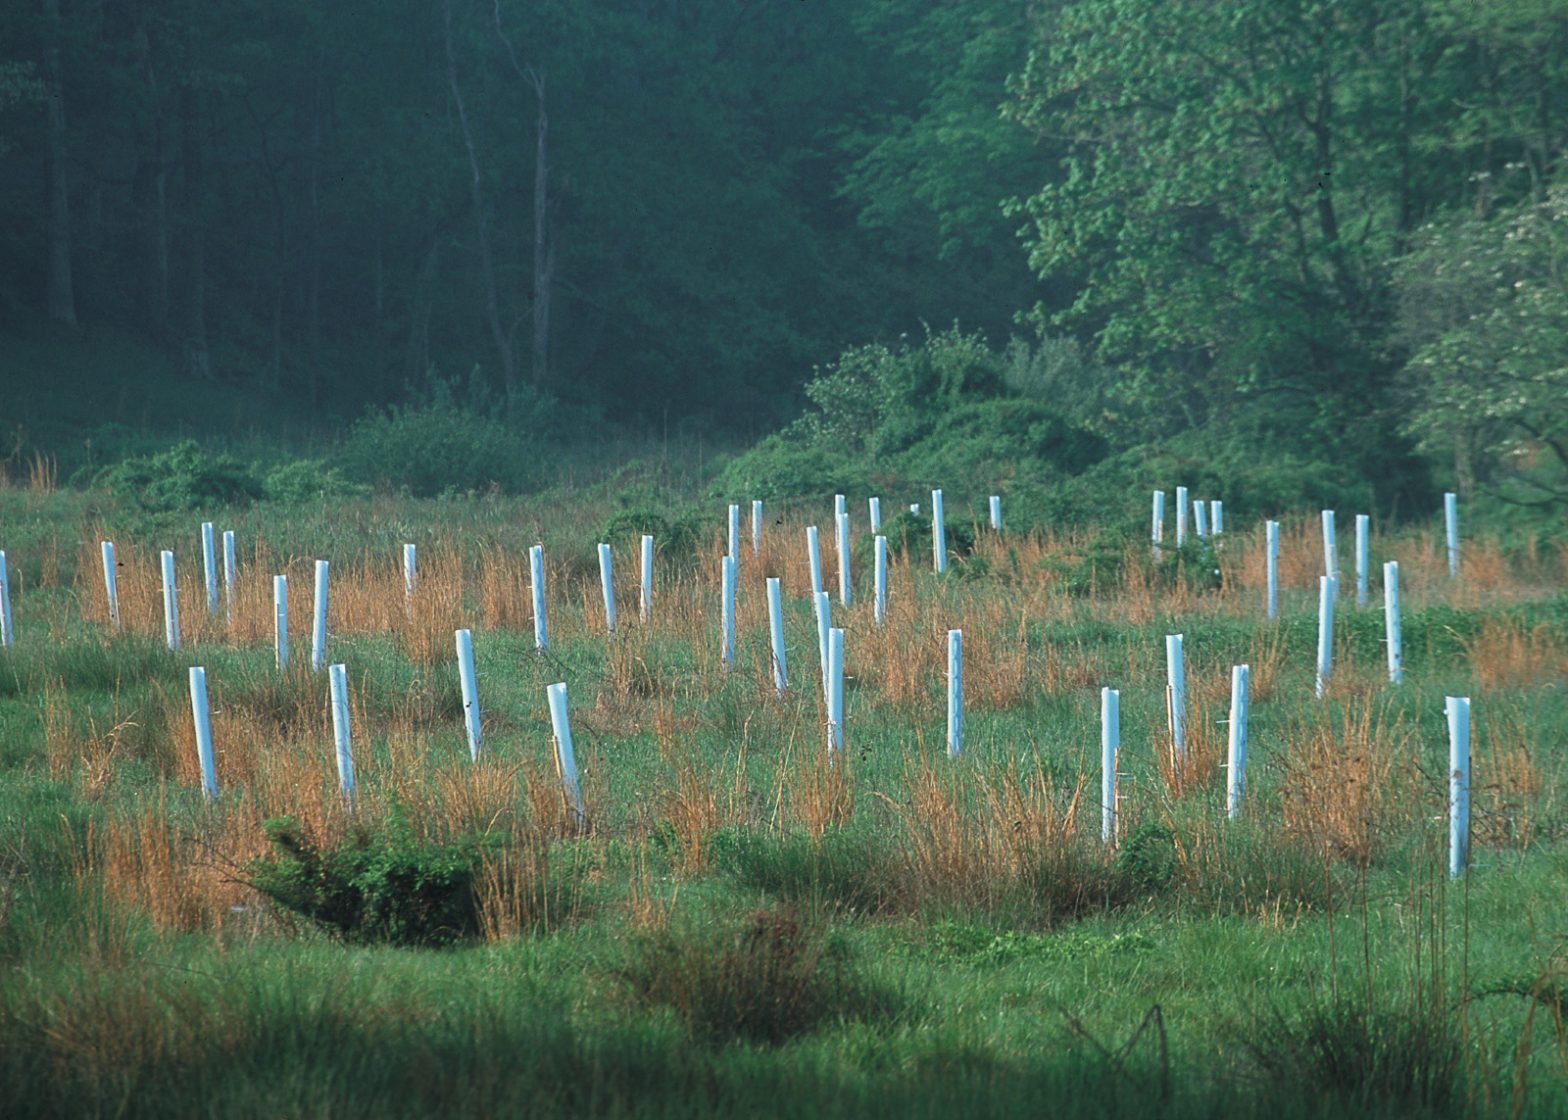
<box><xmin>42</xmin><ymin>0</ymin><xmax>77</xmax><ymax>327</ymax></box>
<box><xmin>180</xmin><ymin>85</ymin><xmax>212</xmax><ymax>381</ymax></box>
<box><xmin>130</xmin><ymin>6</ymin><xmax>169</xmax><ymax>338</ymax></box>
<box><xmin>445</xmin><ymin>0</ymin><xmax>517</xmax><ymax>396</ymax></box>
<box><xmin>530</xmin><ymin>70</ymin><xmax>553</xmax><ymax>389</ymax></box>
<box><xmin>494</xmin><ymin>5</ymin><xmax>556</xmax><ymax>394</ymax></box>
<box><xmin>405</xmin><ymin>235</ymin><xmax>440</xmax><ymax>383</ymax></box>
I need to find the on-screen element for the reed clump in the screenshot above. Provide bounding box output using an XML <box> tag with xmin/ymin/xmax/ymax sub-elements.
<box><xmin>1277</xmin><ymin>705</ymin><xmax>1415</xmax><ymax>866</ymax></box>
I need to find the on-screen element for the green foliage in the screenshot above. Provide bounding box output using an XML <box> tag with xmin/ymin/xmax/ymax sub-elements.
<box><xmin>97</xmin><ymin>440</ymin><xmax>262</xmax><ymax>511</ymax></box>
<box><xmin>1113</xmin><ymin>824</ymin><xmax>1178</xmax><ymax>893</ymax></box>
<box><xmin>797</xmin><ymin>327</ymin><xmax>1002</xmax><ymax>458</ymax></box>
<box><xmin>1001</xmin><ymin>0</ymin><xmax>1517</xmax><ymax>504</ymax></box>
<box><xmin>918</xmin><ymin>920</ymin><xmax>1155</xmax><ymax>967</ymax></box>
<box><xmin>1039</xmin><ymin>530</ymin><xmax>1131</xmax><ymax>597</ymax></box>
<box><xmin>1394</xmin><ymin>188</ymin><xmax>1568</xmax><ymax>507</ymax></box>
<box><xmin>248</xmin><ymin>816</ymin><xmax>481</xmax><ymax>947</ymax></box>
<box><xmin>600</xmin><ymin>509</ymin><xmax>704</xmax><ymax>561</ymax></box>
<box><xmin>1178</xmin><ymin>823</ymin><xmax>1331</xmax><ymax>917</ymax></box>
<box><xmin>620</xmin><ymin>907</ymin><xmax>897</xmax><ymax>1045</ymax></box>
<box><xmin>709</xmin><ymin>432</ymin><xmax>866</xmax><ymax>502</ymax></box>
<box><xmin>261</xmin><ymin>459</ymin><xmax>368</xmax><ymax>504</ymax></box>
<box><xmin>716</xmin><ymin>328</ymin><xmax>1106</xmax><ymax>503</ymax></box>
<box><xmin>877</xmin><ymin>509</ymin><xmax>975</xmax><ymax>563</ymax></box>
<box><xmin>891</xmin><ymin>397</ymin><xmax>1108</xmax><ymax>487</ymax></box>
<box><xmin>336</xmin><ymin>375</ymin><xmax>553</xmax><ymax>498</ymax></box>
<box><xmin>999</xmin><ymin>335</ymin><xmax>1120</xmax><ymax>435</ymax></box>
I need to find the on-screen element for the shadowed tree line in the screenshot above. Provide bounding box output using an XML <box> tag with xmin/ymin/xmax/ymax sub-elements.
<box><xmin>1</xmin><ymin>0</ymin><xmax>1566</xmax><ymax>509</ymax></box>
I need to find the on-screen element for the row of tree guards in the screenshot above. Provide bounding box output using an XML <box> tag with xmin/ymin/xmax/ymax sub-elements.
<box><xmin>1</xmin><ymin>489</ymin><xmax>1473</xmax><ymax>875</ymax></box>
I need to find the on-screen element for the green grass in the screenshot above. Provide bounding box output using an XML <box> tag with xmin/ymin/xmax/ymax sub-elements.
<box><xmin>2</xmin><ymin>481</ymin><xmax>1567</xmax><ymax>1117</ymax></box>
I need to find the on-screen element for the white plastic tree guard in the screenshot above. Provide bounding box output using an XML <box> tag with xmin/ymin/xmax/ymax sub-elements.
<box><xmin>1165</xmin><ymin>634</ymin><xmax>1186</xmax><ymax>766</ymax></box>
<box><xmin>598</xmin><ymin>543</ymin><xmax>616</xmax><ymax>634</ymax></box>
<box><xmin>529</xmin><ymin>545</ymin><xmax>548</xmax><ymax>652</ymax></box>
<box><xmin>932</xmin><ymin>489</ymin><xmax>947</xmax><ymax>574</ymax></box>
<box><xmin>640</xmin><ymin>534</ymin><xmax>654</xmax><ymax>624</ymax></box>
<box><xmin>873</xmin><ymin>535</ymin><xmax>888</xmax><ymax>626</ymax></box>
<box><xmin>547</xmin><ymin>681</ymin><xmax>586</xmax><ymax>826</ymax></box>
<box><xmin>274</xmin><ymin>575</ymin><xmax>288</xmax><ymax>669</ymax></box>
<box><xmin>161</xmin><ymin>549</ymin><xmax>180</xmax><ymax>651</ymax></box>
<box><xmin>720</xmin><ymin>554</ymin><xmax>737</xmax><ymax>669</ymax></box>
<box><xmin>1265</xmin><ymin>520</ymin><xmax>1280</xmax><ymax>621</ymax></box>
<box><xmin>1384</xmin><ymin>561</ymin><xmax>1403</xmax><ymax>683</ymax></box>
<box><xmin>1316</xmin><ymin>575</ymin><xmax>1336</xmax><ymax>698</ymax></box>
<box><xmin>456</xmin><ymin>628</ymin><xmax>482</xmax><ymax>759</ymax></box>
<box><xmin>201</xmin><ymin>521</ymin><xmax>219</xmax><ymax>614</ymax></box>
<box><xmin>1445</xmin><ymin>492</ymin><xmax>1459</xmax><ymax>579</ymax></box>
<box><xmin>101</xmin><ymin>541</ymin><xmax>120</xmax><ymax>630</ymax></box>
<box><xmin>311</xmin><ymin>559</ymin><xmax>329</xmax><ymax>671</ymax></box>
<box><xmin>1101</xmin><ymin>687</ymin><xmax>1119</xmax><ymax>845</ymax></box>
<box><xmin>947</xmin><ymin>628</ymin><xmax>963</xmax><ymax>757</ymax></box>
<box><xmin>766</xmin><ymin>577</ymin><xmax>787</xmax><ymax>694</ymax></box>
<box><xmin>1226</xmin><ymin>665</ymin><xmax>1250</xmax><ymax>819</ymax></box>
<box><xmin>1447</xmin><ymin>695</ymin><xmax>1470</xmax><ymax>877</ymax></box>
<box><xmin>188</xmin><ymin>666</ymin><xmax>218</xmax><ymax>800</ymax></box>
<box><xmin>329</xmin><ymin>662</ymin><xmax>355</xmax><ymax>801</ymax></box>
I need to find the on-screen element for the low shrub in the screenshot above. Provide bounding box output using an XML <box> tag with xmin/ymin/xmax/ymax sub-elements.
<box><xmin>247</xmin><ymin>816</ymin><xmax>481</xmax><ymax>947</ymax></box>
<box><xmin>712</xmin><ymin>328</ymin><xmax>1105</xmax><ymax>505</ymax></box>
<box><xmin>97</xmin><ymin>440</ymin><xmax>261</xmax><ymax>511</ymax></box>
<box><xmin>335</xmin><ymin>373</ymin><xmax>553</xmax><ymax>497</ymax></box>
<box><xmin>261</xmin><ymin>458</ymin><xmax>368</xmax><ymax>504</ymax></box>
<box><xmin>619</xmin><ymin>906</ymin><xmax>899</xmax><ymax>1045</ymax></box>
<box><xmin>600</xmin><ymin>509</ymin><xmax>706</xmax><ymax>560</ymax></box>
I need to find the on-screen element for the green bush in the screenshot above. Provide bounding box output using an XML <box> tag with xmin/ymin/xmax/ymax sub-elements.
<box><xmin>890</xmin><ymin>397</ymin><xmax>1108</xmax><ymax>486</ymax></box>
<box><xmin>708</xmin><ymin>432</ymin><xmax>867</xmax><ymax>502</ymax></box>
<box><xmin>335</xmin><ymin>373</ymin><xmax>553</xmax><ymax>497</ymax></box>
<box><xmin>875</xmin><ymin>509</ymin><xmax>976</xmax><ymax>564</ymax></box>
<box><xmin>261</xmin><ymin>458</ymin><xmax>368</xmax><ymax>504</ymax></box>
<box><xmin>96</xmin><ymin>439</ymin><xmax>262</xmax><ymax>511</ymax></box>
<box><xmin>600</xmin><ymin>508</ymin><xmax>707</xmax><ymax>559</ymax></box>
<box><xmin>247</xmin><ymin>816</ymin><xmax>481</xmax><ymax>947</ymax></box>
<box><xmin>714</xmin><ymin>327</ymin><xmax>1105</xmax><ymax>503</ymax></box>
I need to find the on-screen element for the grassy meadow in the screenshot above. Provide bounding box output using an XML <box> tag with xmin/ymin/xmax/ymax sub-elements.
<box><xmin>2</xmin><ymin>476</ymin><xmax>1567</xmax><ymax>1118</ymax></box>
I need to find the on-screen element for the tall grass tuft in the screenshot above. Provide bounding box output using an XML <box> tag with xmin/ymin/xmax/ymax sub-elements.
<box><xmin>1277</xmin><ymin>704</ymin><xmax>1415</xmax><ymax>866</ymax></box>
<box><xmin>620</xmin><ymin>906</ymin><xmax>897</xmax><ymax>1045</ymax></box>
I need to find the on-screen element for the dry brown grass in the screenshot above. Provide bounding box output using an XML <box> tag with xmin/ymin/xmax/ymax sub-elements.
<box><xmin>1246</xmin><ymin>623</ymin><xmax>1289</xmax><ymax>702</ymax></box>
<box><xmin>625</xmin><ymin>839</ymin><xmax>680</xmax><ymax>931</ymax></box>
<box><xmin>401</xmin><ymin>549</ymin><xmax>467</xmax><ymax>664</ymax></box>
<box><xmin>1157</xmin><ymin>694</ymin><xmax>1227</xmax><ymax>801</ymax></box>
<box><xmin>653</xmin><ymin>703</ymin><xmax>728</xmax><ymax>875</ymax></box>
<box><xmin>39</xmin><ymin>680</ymin><xmax>146</xmax><ymax>798</ymax></box>
<box><xmin>871</xmin><ymin>749</ymin><xmax>1090</xmax><ymax>914</ymax></box>
<box><xmin>963</xmin><ymin>599</ymin><xmax>1029</xmax><ymax>709</ymax></box>
<box><xmin>1472</xmin><ymin>700</ymin><xmax>1550</xmax><ymax>849</ymax></box>
<box><xmin>779</xmin><ymin>726</ymin><xmax>853</xmax><ymax>838</ymax></box>
<box><xmin>1277</xmin><ymin>704</ymin><xmax>1415</xmax><ymax>865</ymax></box>
<box><xmin>478</xmin><ymin>543</ymin><xmax>530</xmax><ymax>630</ymax></box>
<box><xmin>474</xmin><ymin>831</ymin><xmax>557</xmax><ymax>941</ymax></box>
<box><xmin>1463</xmin><ymin>616</ymin><xmax>1568</xmax><ymax>689</ymax></box>
<box><xmin>86</xmin><ymin>789</ymin><xmax>272</xmax><ymax>935</ymax></box>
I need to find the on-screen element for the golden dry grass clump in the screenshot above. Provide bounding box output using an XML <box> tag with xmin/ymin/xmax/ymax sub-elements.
<box><xmin>1276</xmin><ymin>705</ymin><xmax>1416</xmax><ymax>866</ymax></box>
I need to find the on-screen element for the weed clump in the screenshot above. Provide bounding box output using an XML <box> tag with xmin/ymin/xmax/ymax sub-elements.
<box><xmin>620</xmin><ymin>906</ymin><xmax>897</xmax><ymax>1045</ymax></box>
<box><xmin>1237</xmin><ymin>998</ymin><xmax>1464</xmax><ymax>1114</ymax></box>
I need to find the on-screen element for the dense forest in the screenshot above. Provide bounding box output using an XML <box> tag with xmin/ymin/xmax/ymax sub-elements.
<box><xmin>2</xmin><ymin>0</ymin><xmax>1566</xmax><ymax>515</ymax></box>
